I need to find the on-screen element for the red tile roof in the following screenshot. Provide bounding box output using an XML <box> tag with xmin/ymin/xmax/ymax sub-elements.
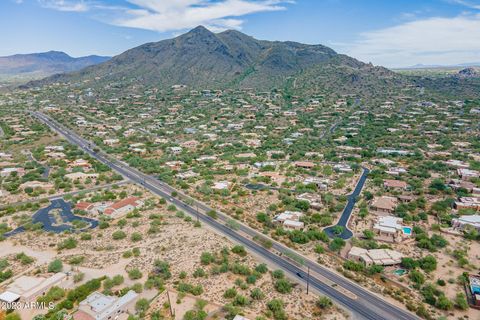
<box><xmin>75</xmin><ymin>202</ymin><xmax>94</xmax><ymax>211</ymax></box>
<box><xmin>109</xmin><ymin>197</ymin><xmax>141</xmax><ymax>210</ymax></box>
<box><xmin>73</xmin><ymin>310</ymin><xmax>95</xmax><ymax>320</ymax></box>
<box><xmin>104</xmin><ymin>197</ymin><xmax>142</xmax><ymax>215</ymax></box>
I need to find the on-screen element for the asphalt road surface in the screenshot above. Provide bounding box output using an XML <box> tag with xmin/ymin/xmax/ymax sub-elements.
<box><xmin>324</xmin><ymin>168</ymin><xmax>370</xmax><ymax>239</ymax></box>
<box><xmin>31</xmin><ymin>111</ymin><xmax>418</xmax><ymax>320</ymax></box>
<box><xmin>3</xmin><ymin>198</ymin><xmax>98</xmax><ymax>237</ymax></box>
<box><xmin>4</xmin><ymin>198</ymin><xmax>98</xmax><ymax>237</ymax></box>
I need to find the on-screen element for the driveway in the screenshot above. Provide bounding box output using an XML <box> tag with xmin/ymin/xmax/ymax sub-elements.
<box><xmin>324</xmin><ymin>167</ymin><xmax>370</xmax><ymax>239</ymax></box>
<box><xmin>4</xmin><ymin>198</ymin><xmax>98</xmax><ymax>237</ymax></box>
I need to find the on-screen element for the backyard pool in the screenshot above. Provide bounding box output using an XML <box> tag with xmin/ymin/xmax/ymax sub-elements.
<box><xmin>403</xmin><ymin>227</ymin><xmax>412</xmax><ymax>235</ymax></box>
<box><xmin>393</xmin><ymin>269</ymin><xmax>407</xmax><ymax>276</ymax></box>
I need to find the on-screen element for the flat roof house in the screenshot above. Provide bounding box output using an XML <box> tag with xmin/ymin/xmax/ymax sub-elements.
<box><xmin>468</xmin><ymin>275</ymin><xmax>480</xmax><ymax>308</ymax></box>
<box><xmin>445</xmin><ymin>159</ymin><xmax>469</xmax><ymax>169</ymax></box>
<box><xmin>176</xmin><ymin>170</ymin><xmax>199</xmax><ymax>180</ymax></box>
<box><xmin>452</xmin><ymin>215</ymin><xmax>480</xmax><ymax>231</ymax></box>
<box><xmin>65</xmin><ymin>172</ymin><xmax>99</xmax><ymax>181</ymax></box>
<box><xmin>0</xmin><ymin>273</ymin><xmax>67</xmax><ymax>303</ymax></box>
<box><xmin>303</xmin><ymin>177</ymin><xmax>329</xmax><ymax>190</ymax></box>
<box><xmin>104</xmin><ymin>138</ymin><xmax>119</xmax><ymax>146</ymax></box>
<box><xmin>448</xmin><ymin>179</ymin><xmax>480</xmax><ymax>195</ymax></box>
<box><xmin>454</xmin><ymin>197</ymin><xmax>480</xmax><ymax>212</ymax></box>
<box><xmin>347</xmin><ymin>247</ymin><xmax>404</xmax><ymax>266</ymax></box>
<box><xmin>457</xmin><ymin>168</ymin><xmax>480</xmax><ymax>180</ymax></box>
<box><xmin>274</xmin><ymin>211</ymin><xmax>304</xmax><ymax>230</ymax></box>
<box><xmin>73</xmin><ymin>290</ymin><xmax>138</xmax><ymax>320</ymax></box>
<box><xmin>373</xmin><ymin>216</ymin><xmax>412</xmax><ymax>243</ymax></box>
<box><xmin>69</xmin><ymin>159</ymin><xmax>92</xmax><ymax>171</ymax></box>
<box><xmin>212</xmin><ymin>181</ymin><xmax>230</xmax><ymax>190</ymax></box>
<box><xmin>296</xmin><ymin>193</ymin><xmax>322</xmax><ymax>210</ymax></box>
<box><xmin>169</xmin><ymin>146</ymin><xmax>183</xmax><ymax>155</ymax></box>
<box><xmin>383</xmin><ymin>179</ymin><xmax>408</xmax><ymax>190</ymax></box>
<box><xmin>294</xmin><ymin>161</ymin><xmax>315</xmax><ymax>169</ymax></box>
<box><xmin>0</xmin><ymin>167</ymin><xmax>25</xmax><ymax>177</ymax></box>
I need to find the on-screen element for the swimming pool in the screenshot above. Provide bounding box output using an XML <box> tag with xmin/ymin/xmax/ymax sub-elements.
<box><xmin>403</xmin><ymin>227</ymin><xmax>412</xmax><ymax>235</ymax></box>
<box><xmin>472</xmin><ymin>285</ymin><xmax>480</xmax><ymax>295</ymax></box>
<box><xmin>393</xmin><ymin>269</ymin><xmax>407</xmax><ymax>276</ymax></box>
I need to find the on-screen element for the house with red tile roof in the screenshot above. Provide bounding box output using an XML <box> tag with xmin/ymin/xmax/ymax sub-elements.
<box><xmin>103</xmin><ymin>197</ymin><xmax>144</xmax><ymax>219</ymax></box>
<box><xmin>75</xmin><ymin>202</ymin><xmax>95</xmax><ymax>213</ymax></box>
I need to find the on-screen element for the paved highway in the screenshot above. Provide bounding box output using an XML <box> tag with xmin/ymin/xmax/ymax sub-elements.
<box><xmin>31</xmin><ymin>111</ymin><xmax>418</xmax><ymax>320</ymax></box>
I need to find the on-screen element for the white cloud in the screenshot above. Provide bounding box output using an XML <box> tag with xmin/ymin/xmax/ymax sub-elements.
<box><xmin>37</xmin><ymin>0</ymin><xmax>292</xmax><ymax>33</ymax></box>
<box><xmin>449</xmin><ymin>0</ymin><xmax>480</xmax><ymax>10</ymax></box>
<box><xmin>113</xmin><ymin>0</ymin><xmax>291</xmax><ymax>32</ymax></box>
<box><xmin>38</xmin><ymin>0</ymin><xmax>90</xmax><ymax>12</ymax></box>
<box><xmin>343</xmin><ymin>13</ymin><xmax>480</xmax><ymax>67</ymax></box>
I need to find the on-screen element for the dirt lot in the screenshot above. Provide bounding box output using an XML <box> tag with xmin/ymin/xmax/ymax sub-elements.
<box><xmin>1</xmin><ymin>185</ymin><xmax>348</xmax><ymax>319</ymax></box>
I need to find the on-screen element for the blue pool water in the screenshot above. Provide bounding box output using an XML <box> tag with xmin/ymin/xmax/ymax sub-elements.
<box><xmin>393</xmin><ymin>269</ymin><xmax>407</xmax><ymax>276</ymax></box>
<box><xmin>403</xmin><ymin>227</ymin><xmax>412</xmax><ymax>235</ymax></box>
<box><xmin>472</xmin><ymin>285</ymin><xmax>480</xmax><ymax>295</ymax></box>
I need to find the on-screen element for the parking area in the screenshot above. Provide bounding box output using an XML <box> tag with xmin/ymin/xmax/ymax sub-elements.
<box><xmin>4</xmin><ymin>198</ymin><xmax>98</xmax><ymax>237</ymax></box>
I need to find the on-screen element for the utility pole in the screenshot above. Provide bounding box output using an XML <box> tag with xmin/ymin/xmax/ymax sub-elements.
<box><xmin>167</xmin><ymin>291</ymin><xmax>174</xmax><ymax>317</ymax></box>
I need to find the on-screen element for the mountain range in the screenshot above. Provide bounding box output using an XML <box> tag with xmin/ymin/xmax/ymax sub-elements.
<box><xmin>0</xmin><ymin>51</ymin><xmax>109</xmax><ymax>81</ymax></box>
<box><xmin>24</xmin><ymin>26</ymin><xmax>480</xmax><ymax>99</ymax></box>
<box><xmin>398</xmin><ymin>63</ymin><xmax>480</xmax><ymax>70</ymax></box>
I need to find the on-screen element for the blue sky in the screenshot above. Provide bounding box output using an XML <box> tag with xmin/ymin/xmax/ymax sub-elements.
<box><xmin>1</xmin><ymin>0</ymin><xmax>480</xmax><ymax>67</ymax></box>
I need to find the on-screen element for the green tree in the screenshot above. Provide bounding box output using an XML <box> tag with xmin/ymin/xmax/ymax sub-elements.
<box><xmin>419</xmin><ymin>255</ymin><xmax>437</xmax><ymax>273</ymax></box>
<box><xmin>316</xmin><ymin>296</ymin><xmax>333</xmax><ymax>309</ymax></box>
<box><xmin>274</xmin><ymin>279</ymin><xmax>292</xmax><ymax>294</ymax></box>
<box><xmin>250</xmin><ymin>288</ymin><xmax>264</xmax><ymax>300</ymax></box>
<box><xmin>183</xmin><ymin>310</ymin><xmax>207</xmax><ymax>320</ymax></box>
<box><xmin>455</xmin><ymin>293</ymin><xmax>468</xmax><ymax>310</ymax></box>
<box><xmin>131</xmin><ymin>232</ymin><xmax>142</xmax><ymax>242</ymax></box>
<box><xmin>255</xmin><ymin>263</ymin><xmax>268</xmax><ymax>274</ymax></box>
<box><xmin>231</xmin><ymin>245</ymin><xmax>247</xmax><ymax>256</ymax></box>
<box><xmin>48</xmin><ymin>259</ymin><xmax>63</xmax><ymax>273</ymax></box>
<box><xmin>112</xmin><ymin>230</ymin><xmax>127</xmax><ymax>240</ymax></box>
<box><xmin>224</xmin><ymin>288</ymin><xmax>237</xmax><ymax>299</ymax></box>
<box><xmin>128</xmin><ymin>268</ymin><xmax>143</xmax><ymax>280</ymax></box>
<box><xmin>135</xmin><ymin>298</ymin><xmax>150</xmax><ymax>313</ymax></box>
<box><xmin>363</xmin><ymin>230</ymin><xmax>374</xmax><ymax>240</ymax></box>
<box><xmin>329</xmin><ymin>238</ymin><xmax>345</xmax><ymax>252</ymax></box>
<box><xmin>401</xmin><ymin>257</ymin><xmax>419</xmax><ymax>270</ymax></box>
<box><xmin>57</xmin><ymin>237</ymin><xmax>77</xmax><ymax>250</ymax></box>
<box><xmin>436</xmin><ymin>295</ymin><xmax>453</xmax><ymax>310</ymax></box>
<box><xmin>5</xmin><ymin>313</ymin><xmax>21</xmax><ymax>320</ymax></box>
<box><xmin>409</xmin><ymin>270</ymin><xmax>425</xmax><ymax>286</ymax></box>
<box><xmin>200</xmin><ymin>252</ymin><xmax>214</xmax><ymax>265</ymax></box>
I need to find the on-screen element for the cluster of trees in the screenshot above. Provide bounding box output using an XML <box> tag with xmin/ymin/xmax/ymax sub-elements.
<box><xmin>41</xmin><ymin>278</ymin><xmax>103</xmax><ymax>319</ymax></box>
<box><xmin>414</xmin><ymin>227</ymin><xmax>448</xmax><ymax>252</ymax></box>
<box><xmin>343</xmin><ymin>260</ymin><xmax>384</xmax><ymax>276</ymax></box>
<box><xmin>401</xmin><ymin>256</ymin><xmax>437</xmax><ymax>273</ymax></box>
<box><xmin>0</xmin><ymin>258</ymin><xmax>12</xmax><ymax>282</ymax></box>
<box><xmin>420</xmin><ymin>283</ymin><xmax>468</xmax><ymax>311</ymax></box>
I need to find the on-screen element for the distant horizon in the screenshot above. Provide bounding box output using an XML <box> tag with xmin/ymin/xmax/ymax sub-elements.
<box><xmin>2</xmin><ymin>28</ymin><xmax>479</xmax><ymax>70</ymax></box>
<box><xmin>1</xmin><ymin>0</ymin><xmax>480</xmax><ymax>68</ymax></box>
<box><xmin>0</xmin><ymin>50</ymin><xmax>111</xmax><ymax>59</ymax></box>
